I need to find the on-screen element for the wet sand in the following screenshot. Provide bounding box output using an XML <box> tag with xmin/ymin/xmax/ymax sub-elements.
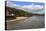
<box><xmin>6</xmin><ymin>15</ymin><xmax>44</xmax><ymax>30</ymax></box>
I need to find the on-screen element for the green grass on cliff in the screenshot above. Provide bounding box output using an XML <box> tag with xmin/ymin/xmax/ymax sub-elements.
<box><xmin>15</xmin><ymin>10</ymin><xmax>32</xmax><ymax>15</ymax></box>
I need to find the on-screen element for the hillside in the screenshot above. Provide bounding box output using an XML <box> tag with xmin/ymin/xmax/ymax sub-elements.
<box><xmin>5</xmin><ymin>6</ymin><xmax>32</xmax><ymax>17</ymax></box>
<box><xmin>6</xmin><ymin>6</ymin><xmax>44</xmax><ymax>17</ymax></box>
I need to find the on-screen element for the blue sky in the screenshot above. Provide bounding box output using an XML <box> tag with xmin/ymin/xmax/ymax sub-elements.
<box><xmin>10</xmin><ymin>1</ymin><xmax>44</xmax><ymax>6</ymax></box>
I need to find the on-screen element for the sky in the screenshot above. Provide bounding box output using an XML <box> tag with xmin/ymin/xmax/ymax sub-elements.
<box><xmin>7</xmin><ymin>1</ymin><xmax>44</xmax><ymax>6</ymax></box>
<box><xmin>6</xmin><ymin>1</ymin><xmax>45</xmax><ymax>14</ymax></box>
<box><xmin>10</xmin><ymin>1</ymin><xmax>44</xmax><ymax>6</ymax></box>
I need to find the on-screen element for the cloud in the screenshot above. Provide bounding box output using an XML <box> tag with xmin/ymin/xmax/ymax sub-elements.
<box><xmin>20</xmin><ymin>4</ymin><xmax>44</xmax><ymax>11</ymax></box>
<box><xmin>34</xmin><ymin>5</ymin><xmax>43</xmax><ymax>9</ymax></box>
<box><xmin>6</xmin><ymin>1</ymin><xmax>17</xmax><ymax>8</ymax></box>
